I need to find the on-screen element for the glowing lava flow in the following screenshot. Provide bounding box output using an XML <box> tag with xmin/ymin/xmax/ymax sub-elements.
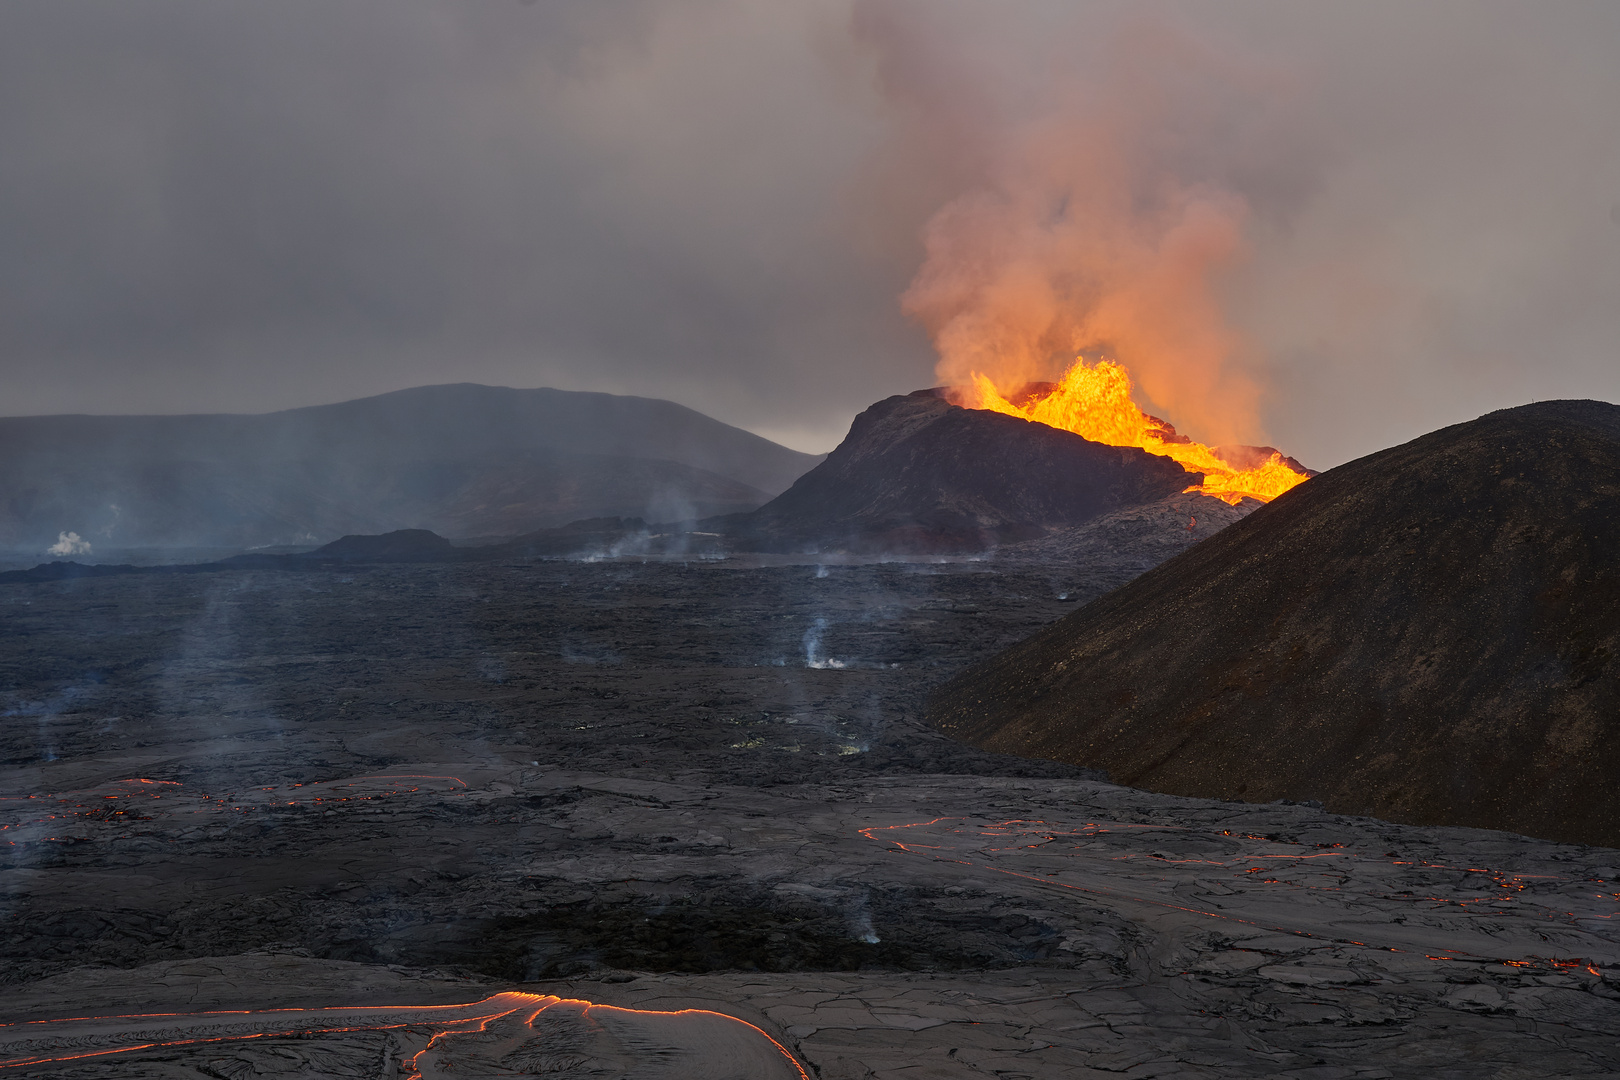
<box><xmin>0</xmin><ymin>993</ymin><xmax>809</xmax><ymax>1079</ymax></box>
<box><xmin>958</xmin><ymin>358</ymin><xmax>1309</xmax><ymax>504</ymax></box>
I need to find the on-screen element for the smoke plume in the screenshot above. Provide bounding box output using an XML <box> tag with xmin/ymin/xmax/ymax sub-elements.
<box><xmin>47</xmin><ymin>531</ymin><xmax>91</xmax><ymax>557</ymax></box>
<box><xmin>865</xmin><ymin>8</ymin><xmax>1282</xmax><ymax>447</ymax></box>
<box><xmin>2</xmin><ymin>2</ymin><xmax>1617</xmax><ymax>466</ymax></box>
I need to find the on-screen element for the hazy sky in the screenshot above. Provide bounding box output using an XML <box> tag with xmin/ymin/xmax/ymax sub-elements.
<box><xmin>2</xmin><ymin>1</ymin><xmax>1616</xmax><ymax>466</ymax></box>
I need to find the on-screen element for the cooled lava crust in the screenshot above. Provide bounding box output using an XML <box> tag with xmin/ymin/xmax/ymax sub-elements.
<box><xmin>930</xmin><ymin>399</ymin><xmax>1620</xmax><ymax>847</ymax></box>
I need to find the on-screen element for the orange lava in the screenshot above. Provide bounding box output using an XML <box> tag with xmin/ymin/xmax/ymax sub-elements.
<box><xmin>0</xmin><ymin>993</ymin><xmax>810</xmax><ymax>1079</ymax></box>
<box><xmin>955</xmin><ymin>357</ymin><xmax>1309</xmax><ymax>504</ymax></box>
<box><xmin>403</xmin><ymin>997</ymin><xmax>809</xmax><ymax>1080</ymax></box>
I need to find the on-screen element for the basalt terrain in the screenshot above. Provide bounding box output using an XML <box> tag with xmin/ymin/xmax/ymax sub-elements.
<box><xmin>933</xmin><ymin>400</ymin><xmax>1620</xmax><ymax>848</ymax></box>
<box><xmin>1</xmin><ymin>486</ymin><xmax>1617</xmax><ymax>1078</ymax></box>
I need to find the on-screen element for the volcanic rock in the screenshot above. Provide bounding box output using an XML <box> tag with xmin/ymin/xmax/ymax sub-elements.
<box><xmin>931</xmin><ymin>399</ymin><xmax>1620</xmax><ymax>848</ymax></box>
<box><xmin>312</xmin><ymin>528</ymin><xmax>457</xmax><ymax>561</ymax></box>
<box><xmin>1212</xmin><ymin>443</ymin><xmax>1313</xmax><ymax>475</ymax></box>
<box><xmin>3</xmin><ymin>529</ymin><xmax>1618</xmax><ymax>1075</ymax></box>
<box><xmin>723</xmin><ymin>389</ymin><xmax>1194</xmax><ymax>553</ymax></box>
<box><xmin>497</xmin><ymin>517</ymin><xmax>652</xmax><ymax>558</ymax></box>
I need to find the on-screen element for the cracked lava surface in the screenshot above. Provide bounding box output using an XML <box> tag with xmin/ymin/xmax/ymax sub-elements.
<box><xmin>0</xmin><ymin>542</ymin><xmax>1616</xmax><ymax>1077</ymax></box>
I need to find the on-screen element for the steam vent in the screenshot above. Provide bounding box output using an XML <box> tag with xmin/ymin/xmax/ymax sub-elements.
<box><xmin>931</xmin><ymin>399</ymin><xmax>1620</xmax><ymax>848</ymax></box>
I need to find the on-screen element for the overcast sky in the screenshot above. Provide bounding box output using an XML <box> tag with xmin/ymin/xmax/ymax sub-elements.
<box><xmin>2</xmin><ymin>1</ymin><xmax>1616</xmax><ymax>466</ymax></box>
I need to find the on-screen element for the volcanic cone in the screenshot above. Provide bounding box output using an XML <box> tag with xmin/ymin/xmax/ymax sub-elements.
<box><xmin>725</xmin><ymin>389</ymin><xmax>1194</xmax><ymax>553</ymax></box>
<box><xmin>931</xmin><ymin>399</ymin><xmax>1620</xmax><ymax>847</ymax></box>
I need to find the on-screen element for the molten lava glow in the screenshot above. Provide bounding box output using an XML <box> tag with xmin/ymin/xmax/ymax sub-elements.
<box><xmin>958</xmin><ymin>358</ymin><xmax>1309</xmax><ymax>504</ymax></box>
<box><xmin>0</xmin><ymin>993</ymin><xmax>810</xmax><ymax>1079</ymax></box>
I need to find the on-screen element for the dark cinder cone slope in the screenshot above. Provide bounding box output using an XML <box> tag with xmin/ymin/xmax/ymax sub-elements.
<box><xmin>725</xmin><ymin>389</ymin><xmax>1193</xmax><ymax>552</ymax></box>
<box><xmin>930</xmin><ymin>400</ymin><xmax>1620</xmax><ymax>848</ymax></box>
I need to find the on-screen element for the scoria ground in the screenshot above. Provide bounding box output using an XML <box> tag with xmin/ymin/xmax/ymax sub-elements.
<box><xmin>0</xmin><ymin>496</ymin><xmax>1616</xmax><ymax>1078</ymax></box>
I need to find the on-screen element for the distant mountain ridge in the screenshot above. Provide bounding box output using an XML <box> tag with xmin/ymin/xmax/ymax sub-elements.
<box><xmin>0</xmin><ymin>384</ymin><xmax>822</xmax><ymax>550</ymax></box>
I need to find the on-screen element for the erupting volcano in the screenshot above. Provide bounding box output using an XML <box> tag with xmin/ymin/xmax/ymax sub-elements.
<box><xmin>954</xmin><ymin>358</ymin><xmax>1311</xmax><ymax>504</ymax></box>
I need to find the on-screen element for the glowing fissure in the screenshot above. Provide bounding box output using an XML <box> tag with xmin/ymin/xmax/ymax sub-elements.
<box><xmin>0</xmin><ymin>993</ymin><xmax>810</xmax><ymax>1079</ymax></box>
<box><xmin>956</xmin><ymin>358</ymin><xmax>1309</xmax><ymax>504</ymax></box>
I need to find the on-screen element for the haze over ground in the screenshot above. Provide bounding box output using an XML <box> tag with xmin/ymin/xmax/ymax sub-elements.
<box><xmin>4</xmin><ymin>8</ymin><xmax>1620</xmax><ymax>1069</ymax></box>
<box><xmin>2</xmin><ymin>1</ymin><xmax>1617</xmax><ymax>465</ymax></box>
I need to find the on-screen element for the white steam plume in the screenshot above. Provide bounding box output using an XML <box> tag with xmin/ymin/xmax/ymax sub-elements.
<box><xmin>47</xmin><ymin>532</ymin><xmax>92</xmax><ymax>557</ymax></box>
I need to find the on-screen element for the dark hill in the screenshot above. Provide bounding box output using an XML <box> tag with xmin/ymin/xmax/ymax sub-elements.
<box><xmin>722</xmin><ymin>389</ymin><xmax>1194</xmax><ymax>553</ymax></box>
<box><xmin>931</xmin><ymin>399</ymin><xmax>1620</xmax><ymax>847</ymax></box>
<box><xmin>312</xmin><ymin>529</ymin><xmax>456</xmax><ymax>561</ymax></box>
<box><xmin>0</xmin><ymin>385</ymin><xmax>819</xmax><ymax>549</ymax></box>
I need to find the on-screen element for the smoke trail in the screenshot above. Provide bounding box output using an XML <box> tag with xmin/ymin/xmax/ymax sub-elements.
<box><xmin>803</xmin><ymin>616</ymin><xmax>846</xmax><ymax>669</ymax></box>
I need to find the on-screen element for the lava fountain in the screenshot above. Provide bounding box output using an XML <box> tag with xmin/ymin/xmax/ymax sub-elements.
<box><xmin>891</xmin><ymin>47</ymin><xmax>1317</xmax><ymax>506</ymax></box>
<box><xmin>951</xmin><ymin>358</ymin><xmax>1310</xmax><ymax>504</ymax></box>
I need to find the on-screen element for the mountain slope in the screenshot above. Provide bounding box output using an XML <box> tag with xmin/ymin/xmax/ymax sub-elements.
<box><xmin>930</xmin><ymin>400</ymin><xmax>1620</xmax><ymax>847</ymax></box>
<box><xmin>0</xmin><ymin>385</ymin><xmax>817</xmax><ymax>549</ymax></box>
<box><xmin>723</xmin><ymin>389</ymin><xmax>1194</xmax><ymax>553</ymax></box>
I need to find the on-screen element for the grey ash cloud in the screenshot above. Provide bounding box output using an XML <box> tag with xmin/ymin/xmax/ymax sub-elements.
<box><xmin>0</xmin><ymin>1</ymin><xmax>927</xmax><ymax>451</ymax></box>
<box><xmin>1</xmin><ymin>1</ymin><xmax>1617</xmax><ymax>464</ymax></box>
